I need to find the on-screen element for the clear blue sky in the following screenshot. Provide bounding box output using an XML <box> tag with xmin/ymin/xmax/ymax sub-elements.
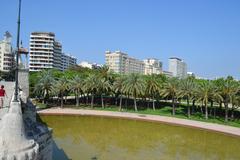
<box><xmin>1</xmin><ymin>0</ymin><xmax>240</xmax><ymax>79</ymax></box>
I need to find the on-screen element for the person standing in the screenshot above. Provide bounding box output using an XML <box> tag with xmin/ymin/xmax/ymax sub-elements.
<box><xmin>0</xmin><ymin>85</ymin><xmax>7</xmax><ymax>108</ymax></box>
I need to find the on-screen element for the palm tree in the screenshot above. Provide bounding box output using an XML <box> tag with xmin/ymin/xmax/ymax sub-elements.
<box><xmin>70</xmin><ymin>75</ymin><xmax>84</xmax><ymax>106</ymax></box>
<box><xmin>196</xmin><ymin>81</ymin><xmax>215</xmax><ymax>120</ymax></box>
<box><xmin>52</xmin><ymin>77</ymin><xmax>69</xmax><ymax>108</ymax></box>
<box><xmin>218</xmin><ymin>78</ymin><xmax>239</xmax><ymax>122</ymax></box>
<box><xmin>34</xmin><ymin>69</ymin><xmax>55</xmax><ymax>104</ymax></box>
<box><xmin>161</xmin><ymin>78</ymin><xmax>180</xmax><ymax>116</ymax></box>
<box><xmin>97</xmin><ymin>77</ymin><xmax>112</xmax><ymax>108</ymax></box>
<box><xmin>179</xmin><ymin>78</ymin><xmax>196</xmax><ymax>118</ymax></box>
<box><xmin>122</xmin><ymin>73</ymin><xmax>145</xmax><ymax>111</ymax></box>
<box><xmin>83</xmin><ymin>74</ymin><xmax>99</xmax><ymax>108</ymax></box>
<box><xmin>145</xmin><ymin>74</ymin><xmax>161</xmax><ymax>111</ymax></box>
<box><xmin>113</xmin><ymin>75</ymin><xmax>126</xmax><ymax>111</ymax></box>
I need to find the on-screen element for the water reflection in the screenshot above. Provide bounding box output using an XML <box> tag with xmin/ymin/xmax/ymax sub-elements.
<box><xmin>41</xmin><ymin>115</ymin><xmax>240</xmax><ymax>160</ymax></box>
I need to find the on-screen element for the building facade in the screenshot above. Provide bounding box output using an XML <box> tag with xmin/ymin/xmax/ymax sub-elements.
<box><xmin>61</xmin><ymin>53</ymin><xmax>77</xmax><ymax>71</ymax></box>
<box><xmin>168</xmin><ymin>57</ymin><xmax>187</xmax><ymax>78</ymax></box>
<box><xmin>29</xmin><ymin>32</ymin><xmax>56</xmax><ymax>71</ymax></box>
<box><xmin>0</xmin><ymin>32</ymin><xmax>15</xmax><ymax>72</ymax></box>
<box><xmin>29</xmin><ymin>32</ymin><xmax>76</xmax><ymax>71</ymax></box>
<box><xmin>105</xmin><ymin>51</ymin><xmax>144</xmax><ymax>74</ymax></box>
<box><xmin>143</xmin><ymin>58</ymin><xmax>162</xmax><ymax>75</ymax></box>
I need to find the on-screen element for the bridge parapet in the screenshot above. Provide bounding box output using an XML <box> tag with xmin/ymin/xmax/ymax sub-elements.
<box><xmin>0</xmin><ymin>97</ymin><xmax>39</xmax><ymax>160</ymax></box>
<box><xmin>0</xmin><ymin>70</ymin><xmax>52</xmax><ymax>160</ymax></box>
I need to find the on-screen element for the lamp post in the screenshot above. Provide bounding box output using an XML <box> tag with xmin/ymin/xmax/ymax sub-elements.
<box><xmin>14</xmin><ymin>0</ymin><xmax>22</xmax><ymax>102</ymax></box>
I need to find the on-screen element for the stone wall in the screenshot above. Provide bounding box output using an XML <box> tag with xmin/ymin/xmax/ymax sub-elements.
<box><xmin>19</xmin><ymin>69</ymin><xmax>29</xmax><ymax>99</ymax></box>
<box><xmin>23</xmin><ymin>94</ymin><xmax>53</xmax><ymax>160</ymax></box>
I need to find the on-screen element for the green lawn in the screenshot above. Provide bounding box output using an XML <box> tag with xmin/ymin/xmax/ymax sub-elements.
<box><xmin>56</xmin><ymin>104</ymin><xmax>240</xmax><ymax>128</ymax></box>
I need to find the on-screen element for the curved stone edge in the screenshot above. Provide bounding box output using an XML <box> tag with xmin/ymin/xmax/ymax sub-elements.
<box><xmin>38</xmin><ymin>108</ymin><xmax>240</xmax><ymax>138</ymax></box>
<box><xmin>0</xmin><ymin>100</ymin><xmax>39</xmax><ymax>160</ymax></box>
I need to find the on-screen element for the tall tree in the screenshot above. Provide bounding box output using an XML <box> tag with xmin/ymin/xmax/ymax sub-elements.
<box><xmin>70</xmin><ymin>75</ymin><xmax>84</xmax><ymax>106</ymax></box>
<box><xmin>218</xmin><ymin>78</ymin><xmax>239</xmax><ymax>122</ymax></box>
<box><xmin>161</xmin><ymin>78</ymin><xmax>180</xmax><ymax>115</ymax></box>
<box><xmin>196</xmin><ymin>81</ymin><xmax>215</xmax><ymax>120</ymax></box>
<box><xmin>179</xmin><ymin>78</ymin><xmax>196</xmax><ymax>118</ymax></box>
<box><xmin>145</xmin><ymin>74</ymin><xmax>161</xmax><ymax>111</ymax></box>
<box><xmin>113</xmin><ymin>75</ymin><xmax>126</xmax><ymax>111</ymax></box>
<box><xmin>34</xmin><ymin>70</ymin><xmax>55</xmax><ymax>104</ymax></box>
<box><xmin>97</xmin><ymin>77</ymin><xmax>112</xmax><ymax>108</ymax></box>
<box><xmin>83</xmin><ymin>74</ymin><xmax>99</xmax><ymax>108</ymax></box>
<box><xmin>52</xmin><ymin>76</ymin><xmax>69</xmax><ymax>108</ymax></box>
<box><xmin>122</xmin><ymin>73</ymin><xmax>145</xmax><ymax>111</ymax></box>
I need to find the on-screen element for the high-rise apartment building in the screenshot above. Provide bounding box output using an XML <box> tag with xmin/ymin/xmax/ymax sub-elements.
<box><xmin>0</xmin><ymin>32</ymin><xmax>15</xmax><ymax>72</ymax></box>
<box><xmin>105</xmin><ymin>51</ymin><xmax>144</xmax><ymax>74</ymax></box>
<box><xmin>61</xmin><ymin>53</ymin><xmax>77</xmax><ymax>71</ymax></box>
<box><xmin>53</xmin><ymin>41</ymin><xmax>62</xmax><ymax>70</ymax></box>
<box><xmin>29</xmin><ymin>32</ymin><xmax>56</xmax><ymax>71</ymax></box>
<box><xmin>143</xmin><ymin>58</ymin><xmax>162</xmax><ymax>75</ymax></box>
<box><xmin>168</xmin><ymin>57</ymin><xmax>187</xmax><ymax>78</ymax></box>
<box><xmin>29</xmin><ymin>32</ymin><xmax>76</xmax><ymax>71</ymax></box>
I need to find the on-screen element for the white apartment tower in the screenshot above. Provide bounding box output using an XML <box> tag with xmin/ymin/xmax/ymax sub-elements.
<box><xmin>105</xmin><ymin>51</ymin><xmax>144</xmax><ymax>74</ymax></box>
<box><xmin>29</xmin><ymin>32</ymin><xmax>76</xmax><ymax>71</ymax></box>
<box><xmin>29</xmin><ymin>32</ymin><xmax>56</xmax><ymax>71</ymax></box>
<box><xmin>0</xmin><ymin>32</ymin><xmax>15</xmax><ymax>72</ymax></box>
<box><xmin>61</xmin><ymin>53</ymin><xmax>77</xmax><ymax>71</ymax></box>
<box><xmin>168</xmin><ymin>57</ymin><xmax>187</xmax><ymax>78</ymax></box>
<box><xmin>143</xmin><ymin>58</ymin><xmax>162</xmax><ymax>75</ymax></box>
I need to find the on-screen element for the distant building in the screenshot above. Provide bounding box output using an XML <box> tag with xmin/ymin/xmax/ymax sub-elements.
<box><xmin>162</xmin><ymin>71</ymin><xmax>173</xmax><ymax>77</ymax></box>
<box><xmin>168</xmin><ymin>57</ymin><xmax>187</xmax><ymax>78</ymax></box>
<box><xmin>0</xmin><ymin>31</ymin><xmax>15</xmax><ymax>72</ymax></box>
<box><xmin>187</xmin><ymin>72</ymin><xmax>195</xmax><ymax>77</ymax></box>
<box><xmin>105</xmin><ymin>51</ymin><xmax>144</xmax><ymax>74</ymax></box>
<box><xmin>79</xmin><ymin>61</ymin><xmax>94</xmax><ymax>69</ymax></box>
<box><xmin>61</xmin><ymin>53</ymin><xmax>77</xmax><ymax>71</ymax></box>
<box><xmin>79</xmin><ymin>61</ymin><xmax>102</xmax><ymax>69</ymax></box>
<box><xmin>143</xmin><ymin>58</ymin><xmax>162</xmax><ymax>75</ymax></box>
<box><xmin>53</xmin><ymin>41</ymin><xmax>63</xmax><ymax>70</ymax></box>
<box><xmin>29</xmin><ymin>32</ymin><xmax>77</xmax><ymax>71</ymax></box>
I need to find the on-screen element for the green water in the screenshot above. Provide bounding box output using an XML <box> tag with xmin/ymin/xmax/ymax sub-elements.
<box><xmin>40</xmin><ymin>115</ymin><xmax>240</xmax><ymax>160</ymax></box>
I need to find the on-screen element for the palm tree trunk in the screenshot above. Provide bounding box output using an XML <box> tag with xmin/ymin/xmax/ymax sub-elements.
<box><xmin>224</xmin><ymin>102</ymin><xmax>228</xmax><ymax>122</ymax></box>
<box><xmin>115</xmin><ymin>95</ymin><xmax>118</xmax><ymax>106</ymax></box>
<box><xmin>61</xmin><ymin>92</ymin><xmax>64</xmax><ymax>108</ymax></box>
<box><xmin>200</xmin><ymin>101</ymin><xmax>203</xmax><ymax>114</ymax></box>
<box><xmin>125</xmin><ymin>94</ymin><xmax>129</xmax><ymax>109</ymax></box>
<box><xmin>214</xmin><ymin>105</ymin><xmax>216</xmax><ymax>119</ymax></box>
<box><xmin>101</xmin><ymin>94</ymin><xmax>104</xmax><ymax>109</ymax></box>
<box><xmin>205</xmin><ymin>101</ymin><xmax>208</xmax><ymax>120</ymax></box>
<box><xmin>172</xmin><ymin>97</ymin><xmax>175</xmax><ymax>116</ymax></box>
<box><xmin>210</xmin><ymin>101</ymin><xmax>213</xmax><ymax>116</ymax></box>
<box><xmin>119</xmin><ymin>94</ymin><xmax>122</xmax><ymax>111</ymax></box>
<box><xmin>147</xmin><ymin>99</ymin><xmax>150</xmax><ymax>109</ymax></box>
<box><xmin>152</xmin><ymin>96</ymin><xmax>155</xmax><ymax>111</ymax></box>
<box><xmin>86</xmin><ymin>93</ymin><xmax>89</xmax><ymax>104</ymax></box>
<box><xmin>134</xmin><ymin>97</ymin><xmax>138</xmax><ymax>111</ymax></box>
<box><xmin>231</xmin><ymin>106</ymin><xmax>234</xmax><ymax>120</ymax></box>
<box><xmin>91</xmin><ymin>94</ymin><xmax>94</xmax><ymax>108</ymax></box>
<box><xmin>192</xmin><ymin>100</ymin><xmax>195</xmax><ymax>114</ymax></box>
<box><xmin>76</xmin><ymin>93</ymin><xmax>79</xmax><ymax>107</ymax></box>
<box><xmin>187</xmin><ymin>98</ymin><xmax>190</xmax><ymax>118</ymax></box>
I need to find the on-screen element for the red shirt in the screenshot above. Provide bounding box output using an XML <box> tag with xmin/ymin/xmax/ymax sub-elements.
<box><xmin>0</xmin><ymin>89</ymin><xmax>5</xmax><ymax>97</ymax></box>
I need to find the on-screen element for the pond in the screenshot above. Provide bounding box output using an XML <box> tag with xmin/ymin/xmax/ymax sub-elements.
<box><xmin>40</xmin><ymin>115</ymin><xmax>240</xmax><ymax>160</ymax></box>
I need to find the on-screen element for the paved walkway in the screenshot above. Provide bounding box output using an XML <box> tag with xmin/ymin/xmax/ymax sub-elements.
<box><xmin>0</xmin><ymin>81</ymin><xmax>15</xmax><ymax>122</ymax></box>
<box><xmin>38</xmin><ymin>108</ymin><xmax>240</xmax><ymax>137</ymax></box>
